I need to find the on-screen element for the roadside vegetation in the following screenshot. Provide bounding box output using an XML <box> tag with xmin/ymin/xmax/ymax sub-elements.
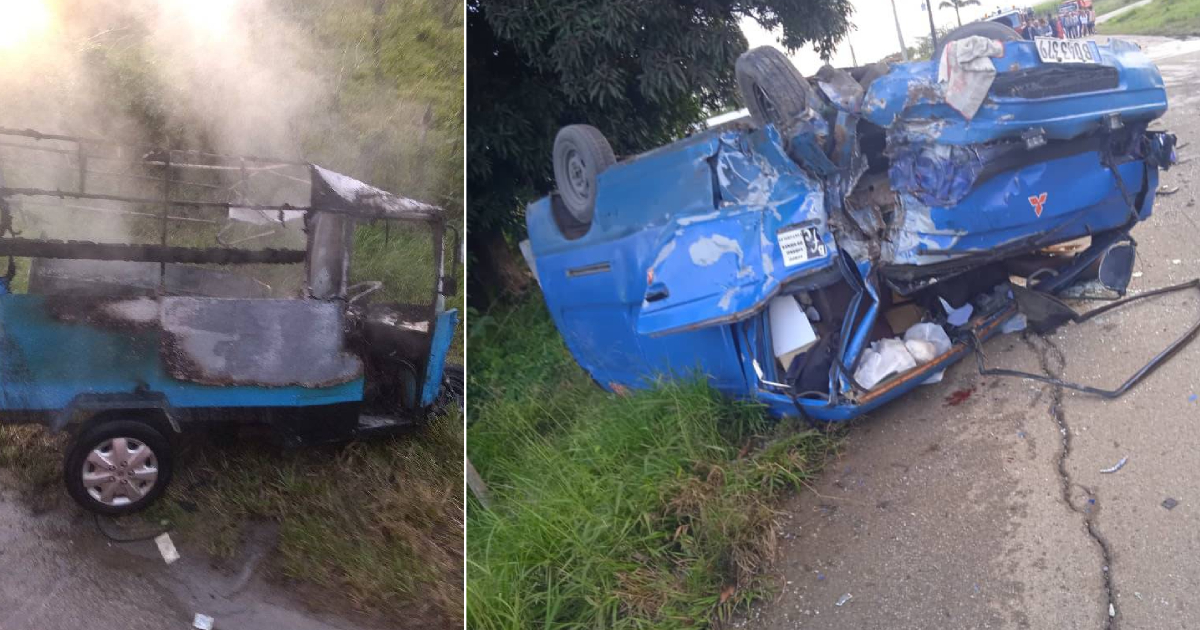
<box><xmin>1031</xmin><ymin>0</ymin><xmax>1142</xmax><ymax>17</ymax></box>
<box><xmin>1099</xmin><ymin>0</ymin><xmax>1200</xmax><ymax>35</ymax></box>
<box><xmin>466</xmin><ymin>297</ymin><xmax>839</xmax><ymax>629</ymax></box>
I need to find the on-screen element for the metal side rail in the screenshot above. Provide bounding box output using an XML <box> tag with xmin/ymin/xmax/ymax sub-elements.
<box><xmin>971</xmin><ymin>279</ymin><xmax>1200</xmax><ymax>398</ymax></box>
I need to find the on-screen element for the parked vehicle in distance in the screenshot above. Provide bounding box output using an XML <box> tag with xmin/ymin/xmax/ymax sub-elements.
<box><xmin>0</xmin><ymin>128</ymin><xmax>461</xmax><ymax>514</ymax></box>
<box><xmin>523</xmin><ymin>29</ymin><xmax>1178</xmax><ymax>423</ymax></box>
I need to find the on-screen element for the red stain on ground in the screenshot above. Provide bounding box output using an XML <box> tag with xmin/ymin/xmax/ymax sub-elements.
<box><xmin>944</xmin><ymin>387</ymin><xmax>975</xmax><ymax>406</ymax></box>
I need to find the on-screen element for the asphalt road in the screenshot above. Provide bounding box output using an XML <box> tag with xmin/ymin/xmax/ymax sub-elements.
<box><xmin>745</xmin><ymin>36</ymin><xmax>1200</xmax><ymax>630</ymax></box>
<box><xmin>0</xmin><ymin>478</ymin><xmax>383</xmax><ymax>630</ymax></box>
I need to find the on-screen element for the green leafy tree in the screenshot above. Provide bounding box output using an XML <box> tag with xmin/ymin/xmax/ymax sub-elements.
<box><xmin>467</xmin><ymin>0</ymin><xmax>854</xmax><ymax>300</ymax></box>
<box><xmin>912</xmin><ymin>24</ymin><xmax>956</xmax><ymax>59</ymax></box>
<box><xmin>939</xmin><ymin>0</ymin><xmax>982</xmax><ymax>26</ymax></box>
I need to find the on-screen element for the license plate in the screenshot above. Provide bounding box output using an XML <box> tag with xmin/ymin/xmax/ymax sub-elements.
<box><xmin>777</xmin><ymin>224</ymin><xmax>826</xmax><ymax>267</ymax></box>
<box><xmin>1035</xmin><ymin>37</ymin><xmax>1099</xmax><ymax>64</ymax></box>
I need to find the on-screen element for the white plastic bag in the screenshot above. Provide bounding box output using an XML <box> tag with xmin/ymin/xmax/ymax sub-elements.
<box><xmin>853</xmin><ymin>338</ymin><xmax>917</xmax><ymax>390</ymax></box>
<box><xmin>904</xmin><ymin>339</ymin><xmax>938</xmax><ymax>363</ymax></box>
<box><xmin>904</xmin><ymin>323</ymin><xmax>952</xmax><ymax>356</ymax></box>
<box><xmin>904</xmin><ymin>322</ymin><xmax>952</xmax><ymax>385</ymax></box>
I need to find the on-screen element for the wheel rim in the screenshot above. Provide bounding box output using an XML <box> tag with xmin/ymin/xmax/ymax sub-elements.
<box><xmin>753</xmin><ymin>84</ymin><xmax>781</xmax><ymax>126</ymax></box>
<box><xmin>82</xmin><ymin>437</ymin><xmax>159</xmax><ymax>507</ymax></box>
<box><xmin>564</xmin><ymin>148</ymin><xmax>591</xmax><ymax>200</ymax></box>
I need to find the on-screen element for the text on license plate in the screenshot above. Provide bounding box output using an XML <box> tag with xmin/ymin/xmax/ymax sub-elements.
<box><xmin>1035</xmin><ymin>37</ymin><xmax>1099</xmax><ymax>64</ymax></box>
<box><xmin>777</xmin><ymin>224</ymin><xmax>827</xmax><ymax>267</ymax></box>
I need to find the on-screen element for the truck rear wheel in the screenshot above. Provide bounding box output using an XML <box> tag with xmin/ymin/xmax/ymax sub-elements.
<box><xmin>64</xmin><ymin>419</ymin><xmax>173</xmax><ymax>515</ymax></box>
<box><xmin>552</xmin><ymin>124</ymin><xmax>615</xmax><ymax>225</ymax></box>
<box><xmin>736</xmin><ymin>46</ymin><xmax>815</xmax><ymax>134</ymax></box>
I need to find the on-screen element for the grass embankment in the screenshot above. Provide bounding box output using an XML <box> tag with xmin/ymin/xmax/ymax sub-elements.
<box><xmin>1032</xmin><ymin>0</ymin><xmax>1144</xmax><ymax>16</ymax></box>
<box><xmin>1099</xmin><ymin>0</ymin><xmax>1200</xmax><ymax>35</ymax></box>
<box><xmin>466</xmin><ymin>296</ymin><xmax>838</xmax><ymax>629</ymax></box>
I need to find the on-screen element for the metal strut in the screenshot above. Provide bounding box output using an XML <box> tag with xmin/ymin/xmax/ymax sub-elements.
<box><xmin>972</xmin><ymin>279</ymin><xmax>1200</xmax><ymax>398</ymax></box>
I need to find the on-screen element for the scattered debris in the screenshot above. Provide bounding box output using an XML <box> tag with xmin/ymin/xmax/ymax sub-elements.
<box><xmin>1172</xmin><ymin>259</ymin><xmax>1182</xmax><ymax>265</ymax></box>
<box><xmin>835</xmin><ymin>593</ymin><xmax>853</xmax><ymax>607</ymax></box>
<box><xmin>193</xmin><ymin>613</ymin><xmax>215</xmax><ymax>630</ymax></box>
<box><xmin>154</xmin><ymin>532</ymin><xmax>180</xmax><ymax>564</ymax></box>
<box><xmin>939</xmin><ymin>297</ymin><xmax>974</xmax><ymax>327</ymax></box>
<box><xmin>1000</xmin><ymin>312</ymin><xmax>1028</xmax><ymax>334</ymax></box>
<box><xmin>944</xmin><ymin>387</ymin><xmax>975</xmax><ymax>406</ymax></box>
<box><xmin>1100</xmin><ymin>456</ymin><xmax>1128</xmax><ymax>474</ymax></box>
<box><xmin>1109</xmin><ymin>603</ymin><xmax>1116</xmax><ymax>618</ymax></box>
<box><xmin>1133</xmin><ymin>271</ymin><xmax>1144</xmax><ymax>278</ymax></box>
<box><xmin>817</xmin><ymin>573</ymin><xmax>826</xmax><ymax>581</ymax></box>
<box><xmin>1017</xmin><ymin>430</ymin><xmax>1026</xmax><ymax>438</ymax></box>
<box><xmin>1190</xmin><ymin>393</ymin><xmax>1197</xmax><ymax>403</ymax></box>
<box><xmin>1162</xmin><ymin>497</ymin><xmax>1179</xmax><ymax>510</ymax></box>
<box><xmin>1158</xmin><ymin>185</ymin><xmax>1180</xmax><ymax>195</ymax></box>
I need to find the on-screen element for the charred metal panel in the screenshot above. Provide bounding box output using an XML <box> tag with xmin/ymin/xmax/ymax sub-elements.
<box><xmin>160</xmin><ymin>298</ymin><xmax>362</xmax><ymax>388</ymax></box>
<box><xmin>0</xmin><ymin>295</ymin><xmax>364</xmax><ymax>412</ymax></box>
<box><xmin>305</xmin><ymin>211</ymin><xmax>354</xmax><ymax>299</ymax></box>
<box><xmin>310</xmin><ymin>165</ymin><xmax>442</xmax><ymax>222</ymax></box>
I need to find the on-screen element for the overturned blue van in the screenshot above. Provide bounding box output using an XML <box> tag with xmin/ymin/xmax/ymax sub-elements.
<box><xmin>524</xmin><ymin>28</ymin><xmax>1179</xmax><ymax>423</ymax></box>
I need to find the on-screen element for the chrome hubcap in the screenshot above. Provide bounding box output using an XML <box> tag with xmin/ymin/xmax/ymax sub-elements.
<box><xmin>82</xmin><ymin>437</ymin><xmax>158</xmax><ymax>506</ymax></box>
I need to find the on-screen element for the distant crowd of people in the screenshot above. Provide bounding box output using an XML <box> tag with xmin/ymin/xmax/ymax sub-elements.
<box><xmin>1016</xmin><ymin>6</ymin><xmax>1096</xmax><ymax>39</ymax></box>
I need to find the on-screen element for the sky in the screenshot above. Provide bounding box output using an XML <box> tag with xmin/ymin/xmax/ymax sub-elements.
<box><xmin>741</xmin><ymin>0</ymin><xmax>1029</xmax><ymax>74</ymax></box>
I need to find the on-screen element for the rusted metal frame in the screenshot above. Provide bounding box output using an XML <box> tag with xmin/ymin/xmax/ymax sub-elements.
<box><xmin>0</xmin><ymin>139</ymin><xmax>74</xmax><ymax>155</ymax></box>
<box><xmin>0</xmin><ymin>127</ymin><xmax>308</xmax><ymax>167</ymax></box>
<box><xmin>141</xmin><ymin>160</ymin><xmax>295</xmax><ymax>172</ymax></box>
<box><xmin>20</xmin><ymin>199</ymin><xmax>219</xmax><ymax>225</ymax></box>
<box><xmin>77</xmin><ymin>144</ymin><xmax>87</xmax><ymax>194</ymax></box>
<box><xmin>0</xmin><ymin>186</ymin><xmax>306</xmax><ymax>213</ymax></box>
<box><xmin>0</xmin><ymin>238</ymin><xmax>305</xmax><ymax>264</ymax></box>
<box><xmin>431</xmin><ymin>218</ymin><xmax>445</xmax><ymax>311</ymax></box>
<box><xmin>0</xmin><ymin>186</ymin><xmax>442</xmax><ymax>223</ymax></box>
<box><xmin>159</xmin><ymin>150</ymin><xmax>172</xmax><ymax>287</ymax></box>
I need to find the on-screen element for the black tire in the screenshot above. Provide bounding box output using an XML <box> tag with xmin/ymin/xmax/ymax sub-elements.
<box><xmin>934</xmin><ymin>22</ymin><xmax>1021</xmax><ymax>64</ymax></box>
<box><xmin>736</xmin><ymin>46</ymin><xmax>816</xmax><ymax>134</ymax></box>
<box><xmin>64</xmin><ymin>420</ymin><xmax>173</xmax><ymax>516</ymax></box>
<box><xmin>552</xmin><ymin>124</ymin><xmax>615</xmax><ymax>225</ymax></box>
<box><xmin>854</xmin><ymin>62</ymin><xmax>890</xmax><ymax>90</ymax></box>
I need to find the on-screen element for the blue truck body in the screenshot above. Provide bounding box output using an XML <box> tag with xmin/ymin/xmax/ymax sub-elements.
<box><xmin>526</xmin><ymin>38</ymin><xmax>1175</xmax><ymax>422</ymax></box>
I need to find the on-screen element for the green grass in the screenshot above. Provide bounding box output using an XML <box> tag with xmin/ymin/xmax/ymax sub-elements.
<box><xmin>1029</xmin><ymin>0</ymin><xmax>1141</xmax><ymax>20</ymax></box>
<box><xmin>467</xmin><ymin>297</ymin><xmax>838</xmax><ymax>629</ymax></box>
<box><xmin>1099</xmin><ymin>0</ymin><xmax>1200</xmax><ymax>34</ymax></box>
<box><xmin>151</xmin><ymin>412</ymin><xmax>464</xmax><ymax>623</ymax></box>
